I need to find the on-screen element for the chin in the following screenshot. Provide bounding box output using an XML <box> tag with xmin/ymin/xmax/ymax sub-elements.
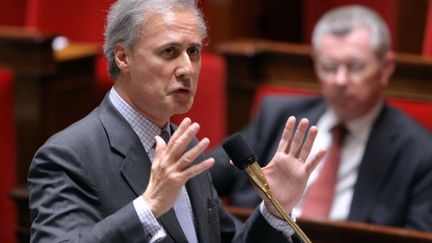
<box><xmin>173</xmin><ymin>103</ymin><xmax>193</xmax><ymax>115</ymax></box>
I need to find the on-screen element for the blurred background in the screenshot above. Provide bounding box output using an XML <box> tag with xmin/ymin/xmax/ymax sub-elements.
<box><xmin>0</xmin><ymin>0</ymin><xmax>431</xmax><ymax>242</ymax></box>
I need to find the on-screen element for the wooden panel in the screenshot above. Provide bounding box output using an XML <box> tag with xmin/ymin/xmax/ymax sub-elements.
<box><xmin>204</xmin><ymin>1</ymin><xmax>429</xmax><ymax>54</ymax></box>
<box><xmin>395</xmin><ymin>0</ymin><xmax>429</xmax><ymax>53</ymax></box>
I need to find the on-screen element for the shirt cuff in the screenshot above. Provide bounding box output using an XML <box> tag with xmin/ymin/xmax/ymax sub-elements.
<box><xmin>133</xmin><ymin>196</ymin><xmax>166</xmax><ymax>242</ymax></box>
<box><xmin>259</xmin><ymin>202</ymin><xmax>295</xmax><ymax>238</ymax></box>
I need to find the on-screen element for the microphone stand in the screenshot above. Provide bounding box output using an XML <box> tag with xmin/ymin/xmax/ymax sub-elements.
<box><xmin>245</xmin><ymin>163</ymin><xmax>312</xmax><ymax>243</ymax></box>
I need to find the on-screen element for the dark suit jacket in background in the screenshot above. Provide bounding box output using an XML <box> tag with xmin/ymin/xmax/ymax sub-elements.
<box><xmin>28</xmin><ymin>95</ymin><xmax>291</xmax><ymax>243</ymax></box>
<box><xmin>210</xmin><ymin>95</ymin><xmax>432</xmax><ymax>231</ymax></box>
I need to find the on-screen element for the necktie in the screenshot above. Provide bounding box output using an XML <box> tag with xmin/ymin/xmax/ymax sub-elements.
<box><xmin>160</xmin><ymin>129</ymin><xmax>199</xmax><ymax>243</ymax></box>
<box><xmin>301</xmin><ymin>124</ymin><xmax>347</xmax><ymax>219</ymax></box>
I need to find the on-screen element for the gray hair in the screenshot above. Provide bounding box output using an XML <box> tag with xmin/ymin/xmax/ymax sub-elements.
<box><xmin>103</xmin><ymin>0</ymin><xmax>207</xmax><ymax>80</ymax></box>
<box><xmin>312</xmin><ymin>5</ymin><xmax>391</xmax><ymax>59</ymax></box>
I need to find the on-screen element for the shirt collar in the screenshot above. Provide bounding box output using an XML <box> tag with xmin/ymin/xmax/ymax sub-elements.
<box><xmin>320</xmin><ymin>100</ymin><xmax>384</xmax><ymax>142</ymax></box>
<box><xmin>109</xmin><ymin>87</ymin><xmax>169</xmax><ymax>152</ymax></box>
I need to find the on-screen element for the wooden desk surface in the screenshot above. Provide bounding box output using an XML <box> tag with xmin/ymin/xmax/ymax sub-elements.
<box><xmin>55</xmin><ymin>42</ymin><xmax>101</xmax><ymax>62</ymax></box>
<box><xmin>224</xmin><ymin>204</ymin><xmax>432</xmax><ymax>243</ymax></box>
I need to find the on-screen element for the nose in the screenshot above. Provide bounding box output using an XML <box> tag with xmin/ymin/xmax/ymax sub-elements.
<box><xmin>334</xmin><ymin>65</ymin><xmax>349</xmax><ymax>86</ymax></box>
<box><xmin>175</xmin><ymin>52</ymin><xmax>194</xmax><ymax>80</ymax></box>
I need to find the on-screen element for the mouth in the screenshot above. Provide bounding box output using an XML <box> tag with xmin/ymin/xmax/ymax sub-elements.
<box><xmin>169</xmin><ymin>87</ymin><xmax>193</xmax><ymax>98</ymax></box>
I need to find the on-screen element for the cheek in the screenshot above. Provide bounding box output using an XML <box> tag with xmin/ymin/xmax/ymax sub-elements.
<box><xmin>320</xmin><ymin>81</ymin><xmax>336</xmax><ymax>95</ymax></box>
<box><xmin>353</xmin><ymin>71</ymin><xmax>382</xmax><ymax>95</ymax></box>
<box><xmin>190</xmin><ymin>66</ymin><xmax>201</xmax><ymax>88</ymax></box>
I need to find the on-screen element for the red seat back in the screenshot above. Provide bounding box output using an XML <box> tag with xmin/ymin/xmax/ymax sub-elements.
<box><xmin>250</xmin><ymin>84</ymin><xmax>319</xmax><ymax>117</ymax></box>
<box><xmin>172</xmin><ymin>52</ymin><xmax>227</xmax><ymax>148</ymax></box>
<box><xmin>25</xmin><ymin>0</ymin><xmax>114</xmax><ymax>43</ymax></box>
<box><xmin>387</xmin><ymin>98</ymin><xmax>432</xmax><ymax>131</ymax></box>
<box><xmin>0</xmin><ymin>68</ymin><xmax>17</xmax><ymax>243</ymax></box>
<box><xmin>0</xmin><ymin>0</ymin><xmax>27</xmax><ymax>26</ymax></box>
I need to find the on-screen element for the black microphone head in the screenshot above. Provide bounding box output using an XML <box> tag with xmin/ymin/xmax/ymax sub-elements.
<box><xmin>222</xmin><ymin>133</ymin><xmax>257</xmax><ymax>170</ymax></box>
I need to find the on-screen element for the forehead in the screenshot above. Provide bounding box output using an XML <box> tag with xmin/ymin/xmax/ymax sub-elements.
<box><xmin>317</xmin><ymin>27</ymin><xmax>375</xmax><ymax>60</ymax></box>
<box><xmin>139</xmin><ymin>8</ymin><xmax>202</xmax><ymax>46</ymax></box>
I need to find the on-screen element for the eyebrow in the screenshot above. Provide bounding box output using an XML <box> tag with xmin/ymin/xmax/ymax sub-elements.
<box><xmin>159</xmin><ymin>41</ymin><xmax>202</xmax><ymax>49</ymax></box>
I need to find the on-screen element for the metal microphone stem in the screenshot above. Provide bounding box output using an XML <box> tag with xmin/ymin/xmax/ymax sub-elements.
<box><xmin>245</xmin><ymin>163</ymin><xmax>312</xmax><ymax>243</ymax></box>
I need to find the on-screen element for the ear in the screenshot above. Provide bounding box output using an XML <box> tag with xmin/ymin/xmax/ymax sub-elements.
<box><xmin>114</xmin><ymin>43</ymin><xmax>131</xmax><ymax>73</ymax></box>
<box><xmin>380</xmin><ymin>51</ymin><xmax>396</xmax><ymax>87</ymax></box>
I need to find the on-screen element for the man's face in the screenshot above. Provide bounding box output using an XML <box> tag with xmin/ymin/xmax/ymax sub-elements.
<box><xmin>314</xmin><ymin>27</ymin><xmax>394</xmax><ymax>122</ymax></box>
<box><xmin>114</xmin><ymin>8</ymin><xmax>202</xmax><ymax>127</ymax></box>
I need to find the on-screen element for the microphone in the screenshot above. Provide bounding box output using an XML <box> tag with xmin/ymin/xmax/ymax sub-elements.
<box><xmin>222</xmin><ymin>133</ymin><xmax>312</xmax><ymax>243</ymax></box>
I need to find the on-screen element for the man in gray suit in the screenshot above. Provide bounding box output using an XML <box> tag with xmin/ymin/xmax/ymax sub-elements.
<box><xmin>210</xmin><ymin>5</ymin><xmax>432</xmax><ymax>231</ymax></box>
<box><xmin>28</xmin><ymin>0</ymin><xmax>325</xmax><ymax>242</ymax></box>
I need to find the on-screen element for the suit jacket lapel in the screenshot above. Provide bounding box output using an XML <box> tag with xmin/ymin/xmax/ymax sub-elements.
<box><xmin>98</xmin><ymin>95</ymin><xmax>152</xmax><ymax>196</ymax></box>
<box><xmin>99</xmin><ymin>96</ymin><xmax>189</xmax><ymax>242</ymax></box>
<box><xmin>349</xmin><ymin>106</ymin><xmax>397</xmax><ymax>221</ymax></box>
<box><xmin>120</xmin><ymin>145</ymin><xmax>151</xmax><ymax>196</ymax></box>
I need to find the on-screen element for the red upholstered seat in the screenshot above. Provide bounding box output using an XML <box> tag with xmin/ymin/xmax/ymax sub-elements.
<box><xmin>250</xmin><ymin>85</ymin><xmax>319</xmax><ymax>117</ymax></box>
<box><xmin>172</xmin><ymin>52</ymin><xmax>227</xmax><ymax>149</ymax></box>
<box><xmin>0</xmin><ymin>68</ymin><xmax>17</xmax><ymax>243</ymax></box>
<box><xmin>0</xmin><ymin>0</ymin><xmax>26</xmax><ymax>26</ymax></box>
<box><xmin>25</xmin><ymin>0</ymin><xmax>113</xmax><ymax>43</ymax></box>
<box><xmin>387</xmin><ymin>98</ymin><xmax>432</xmax><ymax>131</ymax></box>
<box><xmin>252</xmin><ymin>84</ymin><xmax>432</xmax><ymax>132</ymax></box>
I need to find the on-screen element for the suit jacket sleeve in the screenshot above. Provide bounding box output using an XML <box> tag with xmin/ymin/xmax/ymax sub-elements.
<box><xmin>28</xmin><ymin>143</ymin><xmax>147</xmax><ymax>243</ymax></box>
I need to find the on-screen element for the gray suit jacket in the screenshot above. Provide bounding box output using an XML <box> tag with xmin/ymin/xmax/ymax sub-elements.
<box><xmin>210</xmin><ymin>95</ymin><xmax>432</xmax><ymax>231</ymax></box>
<box><xmin>28</xmin><ymin>95</ymin><xmax>290</xmax><ymax>242</ymax></box>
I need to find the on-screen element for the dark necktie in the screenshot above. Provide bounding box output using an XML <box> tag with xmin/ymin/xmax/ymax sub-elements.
<box><xmin>301</xmin><ymin>124</ymin><xmax>347</xmax><ymax>219</ymax></box>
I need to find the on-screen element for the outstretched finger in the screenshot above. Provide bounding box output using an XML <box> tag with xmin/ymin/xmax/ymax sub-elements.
<box><xmin>276</xmin><ymin>116</ymin><xmax>296</xmax><ymax>153</ymax></box>
<box><xmin>183</xmin><ymin>158</ymin><xmax>215</xmax><ymax>180</ymax></box>
<box><xmin>176</xmin><ymin>137</ymin><xmax>210</xmax><ymax>170</ymax></box>
<box><xmin>289</xmin><ymin>118</ymin><xmax>309</xmax><ymax>157</ymax></box>
<box><xmin>169</xmin><ymin>117</ymin><xmax>192</xmax><ymax>145</ymax></box>
<box><xmin>167</xmin><ymin>122</ymin><xmax>200</xmax><ymax>159</ymax></box>
<box><xmin>298</xmin><ymin>125</ymin><xmax>318</xmax><ymax>162</ymax></box>
<box><xmin>304</xmin><ymin>148</ymin><xmax>326</xmax><ymax>175</ymax></box>
<box><xmin>154</xmin><ymin>135</ymin><xmax>167</xmax><ymax>160</ymax></box>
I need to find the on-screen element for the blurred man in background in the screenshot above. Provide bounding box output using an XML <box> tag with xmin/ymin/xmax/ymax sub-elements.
<box><xmin>210</xmin><ymin>5</ymin><xmax>432</xmax><ymax>231</ymax></box>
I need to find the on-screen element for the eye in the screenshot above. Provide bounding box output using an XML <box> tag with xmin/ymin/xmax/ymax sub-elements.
<box><xmin>320</xmin><ymin>62</ymin><xmax>338</xmax><ymax>74</ymax></box>
<box><xmin>347</xmin><ymin>60</ymin><xmax>365</xmax><ymax>73</ymax></box>
<box><xmin>187</xmin><ymin>46</ymin><xmax>201</xmax><ymax>60</ymax></box>
<box><xmin>160</xmin><ymin>47</ymin><xmax>178</xmax><ymax>59</ymax></box>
